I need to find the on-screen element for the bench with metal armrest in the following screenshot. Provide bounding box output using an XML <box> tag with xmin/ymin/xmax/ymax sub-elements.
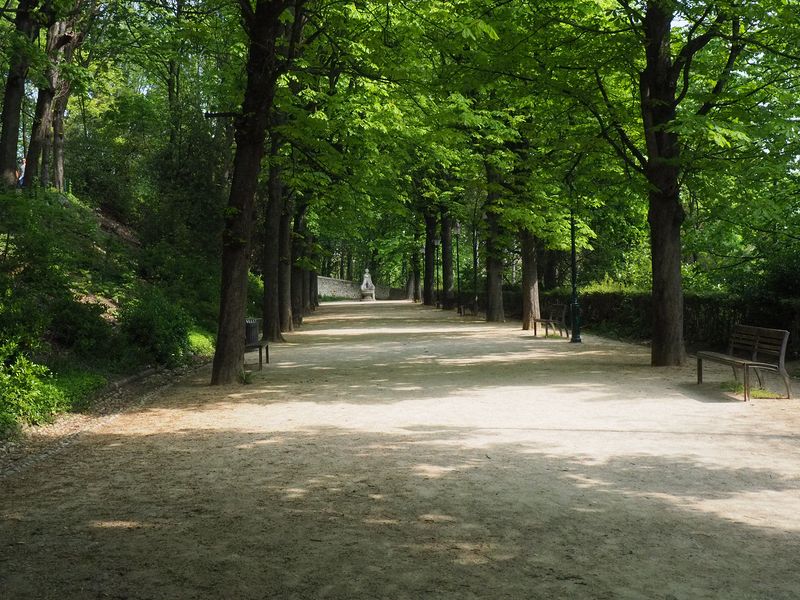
<box><xmin>697</xmin><ymin>324</ymin><xmax>792</xmax><ymax>401</ymax></box>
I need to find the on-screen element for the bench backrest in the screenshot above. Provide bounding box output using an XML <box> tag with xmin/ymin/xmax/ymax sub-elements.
<box><xmin>546</xmin><ymin>304</ymin><xmax>567</xmax><ymax>322</ymax></box>
<box><xmin>729</xmin><ymin>324</ymin><xmax>789</xmax><ymax>367</ymax></box>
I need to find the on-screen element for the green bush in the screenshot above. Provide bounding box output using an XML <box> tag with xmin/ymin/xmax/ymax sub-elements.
<box><xmin>49</xmin><ymin>297</ymin><xmax>118</xmax><ymax>358</ymax></box>
<box><xmin>119</xmin><ymin>288</ymin><xmax>191</xmax><ymax>367</ymax></box>
<box><xmin>52</xmin><ymin>370</ymin><xmax>108</xmax><ymax>412</ymax></box>
<box><xmin>0</xmin><ymin>341</ymin><xmax>67</xmax><ymax>436</ymax></box>
<box><xmin>0</xmin><ymin>193</ymin><xmax>71</xmax><ymax>352</ymax></box>
<box><xmin>248</xmin><ymin>271</ymin><xmax>263</xmax><ymax>317</ymax></box>
<box><xmin>188</xmin><ymin>328</ymin><xmax>215</xmax><ymax>357</ymax></box>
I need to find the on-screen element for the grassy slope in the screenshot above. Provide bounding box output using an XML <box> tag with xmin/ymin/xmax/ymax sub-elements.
<box><xmin>1</xmin><ymin>190</ymin><xmax>214</xmax><ymax>436</ymax></box>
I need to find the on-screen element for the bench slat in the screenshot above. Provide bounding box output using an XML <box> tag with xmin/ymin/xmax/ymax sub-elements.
<box><xmin>698</xmin><ymin>324</ymin><xmax>791</xmax><ymax>401</ymax></box>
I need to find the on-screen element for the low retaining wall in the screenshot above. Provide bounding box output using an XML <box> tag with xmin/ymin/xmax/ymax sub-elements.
<box><xmin>317</xmin><ymin>276</ymin><xmax>406</xmax><ymax>301</ymax></box>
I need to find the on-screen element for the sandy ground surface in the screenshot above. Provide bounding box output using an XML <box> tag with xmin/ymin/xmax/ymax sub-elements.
<box><xmin>2</xmin><ymin>300</ymin><xmax>800</xmax><ymax>599</ymax></box>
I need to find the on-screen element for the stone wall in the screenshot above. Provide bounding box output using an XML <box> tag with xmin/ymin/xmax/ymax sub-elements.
<box><xmin>317</xmin><ymin>276</ymin><xmax>406</xmax><ymax>301</ymax></box>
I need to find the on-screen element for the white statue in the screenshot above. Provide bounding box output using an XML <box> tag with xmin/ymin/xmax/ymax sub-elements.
<box><xmin>360</xmin><ymin>269</ymin><xmax>376</xmax><ymax>301</ymax></box>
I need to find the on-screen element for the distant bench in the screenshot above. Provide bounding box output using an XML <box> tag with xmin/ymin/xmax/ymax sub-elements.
<box><xmin>245</xmin><ymin>317</ymin><xmax>269</xmax><ymax>370</ymax></box>
<box><xmin>697</xmin><ymin>324</ymin><xmax>792</xmax><ymax>401</ymax></box>
<box><xmin>533</xmin><ymin>304</ymin><xmax>569</xmax><ymax>338</ymax></box>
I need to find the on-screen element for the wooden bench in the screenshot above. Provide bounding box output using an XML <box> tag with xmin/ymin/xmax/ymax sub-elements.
<box><xmin>245</xmin><ymin>317</ymin><xmax>269</xmax><ymax>370</ymax></box>
<box><xmin>533</xmin><ymin>304</ymin><xmax>569</xmax><ymax>338</ymax></box>
<box><xmin>697</xmin><ymin>324</ymin><xmax>792</xmax><ymax>401</ymax></box>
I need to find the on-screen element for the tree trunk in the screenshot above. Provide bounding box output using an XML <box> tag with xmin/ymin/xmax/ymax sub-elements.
<box><xmin>0</xmin><ymin>0</ymin><xmax>41</xmax><ymax>188</ymax></box>
<box><xmin>540</xmin><ymin>249</ymin><xmax>563</xmax><ymax>290</ymax></box>
<box><xmin>51</xmin><ymin>6</ymin><xmax>84</xmax><ymax>191</ymax></box>
<box><xmin>302</xmin><ymin>232</ymin><xmax>314</xmax><ymax>313</ymax></box>
<box><xmin>211</xmin><ymin>135</ymin><xmax>269</xmax><ymax>384</ymax></box>
<box><xmin>52</xmin><ymin>89</ymin><xmax>69</xmax><ymax>191</ymax></box>
<box><xmin>302</xmin><ymin>268</ymin><xmax>312</xmax><ymax>313</ymax></box>
<box><xmin>25</xmin><ymin>18</ymin><xmax>69</xmax><ymax>189</ymax></box>
<box><xmin>440</xmin><ymin>209</ymin><xmax>454</xmax><ymax>309</ymax></box>
<box><xmin>211</xmin><ymin>2</ymin><xmax>287</xmax><ymax>385</ymax></box>
<box><xmin>310</xmin><ymin>271</ymin><xmax>319</xmax><ymax>307</ymax></box>
<box><xmin>290</xmin><ymin>202</ymin><xmax>308</xmax><ymax>326</ymax></box>
<box><xmin>262</xmin><ymin>140</ymin><xmax>284</xmax><ymax>343</ymax></box>
<box><xmin>291</xmin><ymin>265</ymin><xmax>303</xmax><ymax>325</ymax></box>
<box><xmin>26</xmin><ymin>87</ymin><xmax>55</xmax><ymax>189</ymax></box>
<box><xmin>649</xmin><ymin>192</ymin><xmax>685</xmax><ymax>364</ymax></box>
<box><xmin>484</xmin><ymin>165</ymin><xmax>504</xmax><ymax>322</ymax></box>
<box><xmin>520</xmin><ymin>229</ymin><xmax>540</xmax><ymax>330</ymax></box>
<box><xmin>410</xmin><ymin>247</ymin><xmax>421</xmax><ymax>302</ymax></box>
<box><xmin>641</xmin><ymin>4</ymin><xmax>685</xmax><ymax>366</ymax></box>
<box><xmin>423</xmin><ymin>209</ymin><xmax>436</xmax><ymax>306</ymax></box>
<box><xmin>278</xmin><ymin>194</ymin><xmax>293</xmax><ymax>332</ymax></box>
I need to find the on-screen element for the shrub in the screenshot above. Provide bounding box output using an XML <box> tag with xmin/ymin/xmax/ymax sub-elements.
<box><xmin>0</xmin><ymin>193</ymin><xmax>71</xmax><ymax>353</ymax></box>
<box><xmin>0</xmin><ymin>341</ymin><xmax>67</xmax><ymax>437</ymax></box>
<box><xmin>119</xmin><ymin>288</ymin><xmax>191</xmax><ymax>367</ymax></box>
<box><xmin>49</xmin><ymin>297</ymin><xmax>118</xmax><ymax>359</ymax></box>
<box><xmin>188</xmin><ymin>328</ymin><xmax>215</xmax><ymax>357</ymax></box>
<box><xmin>52</xmin><ymin>370</ymin><xmax>108</xmax><ymax>412</ymax></box>
<box><xmin>248</xmin><ymin>271</ymin><xmax>263</xmax><ymax>317</ymax></box>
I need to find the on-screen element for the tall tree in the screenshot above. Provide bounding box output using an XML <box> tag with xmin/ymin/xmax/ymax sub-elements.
<box><xmin>440</xmin><ymin>207</ymin><xmax>454</xmax><ymax>309</ymax></box>
<box><xmin>520</xmin><ymin>229</ymin><xmax>540</xmax><ymax>330</ymax></box>
<box><xmin>422</xmin><ymin>207</ymin><xmax>437</xmax><ymax>306</ymax></box>
<box><xmin>484</xmin><ymin>162</ymin><xmax>505</xmax><ymax>322</ymax></box>
<box><xmin>211</xmin><ymin>0</ymin><xmax>306</xmax><ymax>385</ymax></box>
<box><xmin>0</xmin><ymin>0</ymin><xmax>42</xmax><ymax>187</ymax></box>
<box><xmin>25</xmin><ymin>0</ymin><xmax>88</xmax><ymax>189</ymax></box>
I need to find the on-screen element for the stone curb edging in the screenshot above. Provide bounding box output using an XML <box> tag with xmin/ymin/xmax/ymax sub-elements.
<box><xmin>0</xmin><ymin>362</ymin><xmax>209</xmax><ymax>482</ymax></box>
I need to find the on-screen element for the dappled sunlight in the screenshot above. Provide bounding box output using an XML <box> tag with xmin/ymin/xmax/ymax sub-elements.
<box><xmin>403</xmin><ymin>539</ymin><xmax>517</xmax><ymax>567</ymax></box>
<box><xmin>283</xmin><ymin>488</ymin><xmax>309</xmax><ymax>500</ymax></box>
<box><xmin>417</xmin><ymin>513</ymin><xmax>457</xmax><ymax>523</ymax></box>
<box><xmin>91</xmin><ymin>520</ymin><xmax>151</xmax><ymax>529</ymax></box>
<box><xmin>5</xmin><ymin>301</ymin><xmax>800</xmax><ymax>598</ymax></box>
<box><xmin>5</xmin><ymin>421</ymin><xmax>800</xmax><ymax>597</ymax></box>
<box><xmin>300</xmin><ymin>325</ymin><xmax>490</xmax><ymax>337</ymax></box>
<box><xmin>686</xmin><ymin>490</ymin><xmax>800</xmax><ymax>531</ymax></box>
<box><xmin>413</xmin><ymin>464</ymin><xmax>462</xmax><ymax>478</ymax></box>
<box><xmin>363</xmin><ymin>517</ymin><xmax>400</xmax><ymax>525</ymax></box>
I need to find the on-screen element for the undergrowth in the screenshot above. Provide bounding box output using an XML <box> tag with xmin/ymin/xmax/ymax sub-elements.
<box><xmin>719</xmin><ymin>381</ymin><xmax>783</xmax><ymax>399</ymax></box>
<box><xmin>0</xmin><ymin>190</ymin><xmax>219</xmax><ymax>438</ymax></box>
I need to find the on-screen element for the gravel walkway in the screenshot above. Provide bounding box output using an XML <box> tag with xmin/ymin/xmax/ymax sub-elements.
<box><xmin>2</xmin><ymin>301</ymin><xmax>799</xmax><ymax>599</ymax></box>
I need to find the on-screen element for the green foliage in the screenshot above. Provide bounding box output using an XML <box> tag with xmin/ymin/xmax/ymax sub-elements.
<box><xmin>66</xmin><ymin>89</ymin><xmax>158</xmax><ymax>222</ymax></box>
<box><xmin>0</xmin><ymin>342</ymin><xmax>67</xmax><ymax>437</ymax></box>
<box><xmin>51</xmin><ymin>370</ymin><xmax>108</xmax><ymax>412</ymax></box>
<box><xmin>720</xmin><ymin>381</ymin><xmax>781</xmax><ymax>400</ymax></box>
<box><xmin>0</xmin><ymin>191</ymin><xmax>134</xmax><ymax>365</ymax></box>
<box><xmin>238</xmin><ymin>368</ymin><xmax>253</xmax><ymax>385</ymax></box>
<box><xmin>119</xmin><ymin>288</ymin><xmax>192</xmax><ymax>367</ymax></box>
<box><xmin>49</xmin><ymin>297</ymin><xmax>118</xmax><ymax>359</ymax></box>
<box><xmin>0</xmin><ymin>193</ymin><xmax>73</xmax><ymax>352</ymax></box>
<box><xmin>247</xmin><ymin>272</ymin><xmax>263</xmax><ymax>318</ymax></box>
<box><xmin>188</xmin><ymin>328</ymin><xmax>215</xmax><ymax>357</ymax></box>
<box><xmin>139</xmin><ymin>240</ymin><xmax>221</xmax><ymax>331</ymax></box>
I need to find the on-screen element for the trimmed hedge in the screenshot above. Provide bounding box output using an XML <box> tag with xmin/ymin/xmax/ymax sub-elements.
<box><xmin>460</xmin><ymin>289</ymin><xmax>800</xmax><ymax>358</ymax></box>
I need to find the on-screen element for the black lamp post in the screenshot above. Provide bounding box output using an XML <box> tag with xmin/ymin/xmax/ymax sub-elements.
<box><xmin>455</xmin><ymin>222</ymin><xmax>462</xmax><ymax>315</ymax></box>
<box><xmin>570</xmin><ymin>207</ymin><xmax>582</xmax><ymax>343</ymax></box>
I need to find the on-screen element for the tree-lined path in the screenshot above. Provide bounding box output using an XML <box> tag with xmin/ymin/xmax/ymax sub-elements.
<box><xmin>2</xmin><ymin>301</ymin><xmax>800</xmax><ymax>598</ymax></box>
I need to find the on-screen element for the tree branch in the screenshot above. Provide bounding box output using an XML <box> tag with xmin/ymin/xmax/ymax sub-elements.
<box><xmin>594</xmin><ymin>71</ymin><xmax>647</xmax><ymax>169</ymax></box>
<box><xmin>238</xmin><ymin>0</ymin><xmax>255</xmax><ymax>33</ymax></box>
<box><xmin>697</xmin><ymin>17</ymin><xmax>744</xmax><ymax>116</ymax></box>
<box><xmin>671</xmin><ymin>11</ymin><xmax>726</xmax><ymax>86</ymax></box>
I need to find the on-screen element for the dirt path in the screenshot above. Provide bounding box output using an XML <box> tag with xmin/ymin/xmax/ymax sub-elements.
<box><xmin>2</xmin><ymin>301</ymin><xmax>800</xmax><ymax>599</ymax></box>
